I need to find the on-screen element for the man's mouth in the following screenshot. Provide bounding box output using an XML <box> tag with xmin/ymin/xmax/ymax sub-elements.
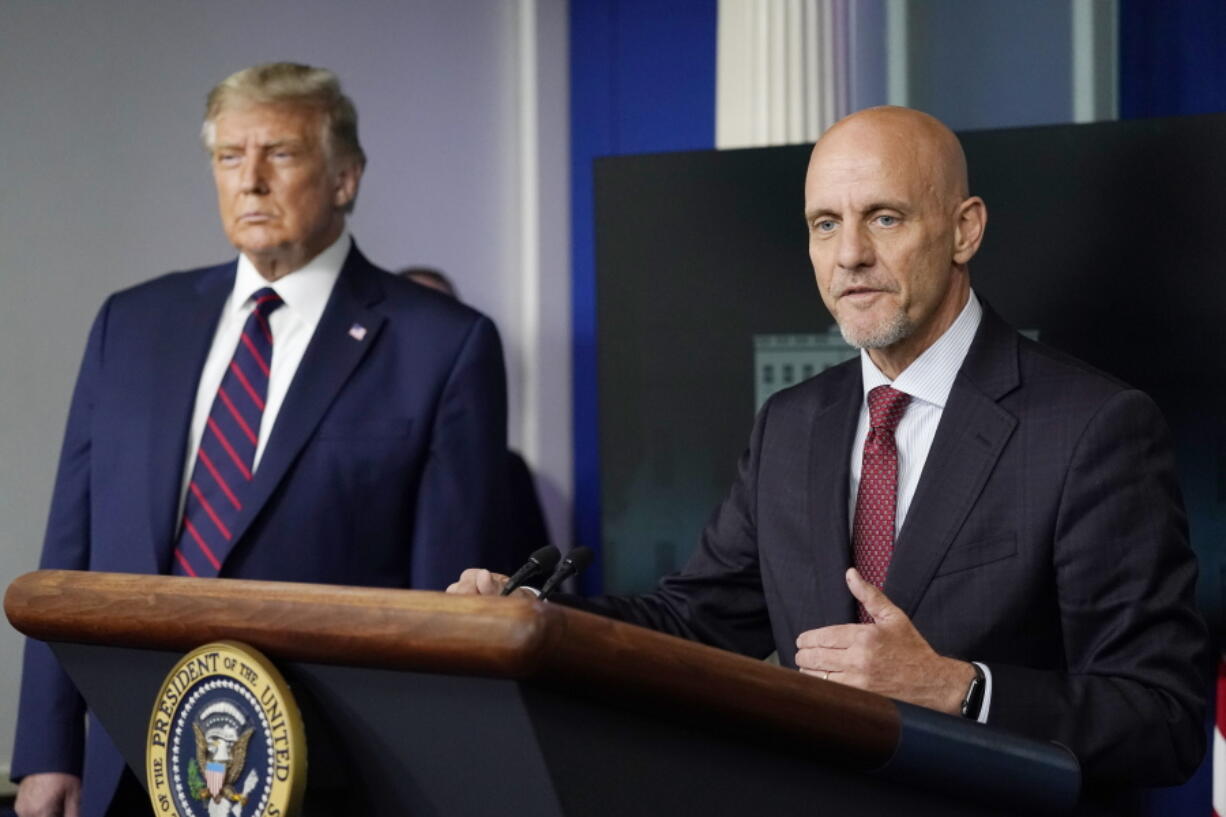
<box><xmin>839</xmin><ymin>286</ymin><xmax>887</xmax><ymax>301</ymax></box>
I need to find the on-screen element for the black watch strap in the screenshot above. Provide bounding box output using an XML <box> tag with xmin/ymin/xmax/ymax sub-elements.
<box><xmin>960</xmin><ymin>662</ymin><xmax>986</xmax><ymax>720</ymax></box>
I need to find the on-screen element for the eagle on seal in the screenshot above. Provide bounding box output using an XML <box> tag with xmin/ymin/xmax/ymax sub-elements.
<box><xmin>193</xmin><ymin>720</ymin><xmax>254</xmax><ymax>804</ymax></box>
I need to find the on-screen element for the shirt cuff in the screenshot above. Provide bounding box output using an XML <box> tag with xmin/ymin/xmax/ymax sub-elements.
<box><xmin>972</xmin><ymin>661</ymin><xmax>993</xmax><ymax>724</ymax></box>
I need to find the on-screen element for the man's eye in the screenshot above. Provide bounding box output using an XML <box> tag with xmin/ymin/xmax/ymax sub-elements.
<box><xmin>813</xmin><ymin>219</ymin><xmax>837</xmax><ymax>233</ymax></box>
<box><xmin>216</xmin><ymin>153</ymin><xmax>240</xmax><ymax>165</ymax></box>
<box><xmin>876</xmin><ymin>214</ymin><xmax>899</xmax><ymax>227</ymax></box>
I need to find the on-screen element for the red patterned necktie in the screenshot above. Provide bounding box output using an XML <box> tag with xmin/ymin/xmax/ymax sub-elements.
<box><xmin>173</xmin><ymin>288</ymin><xmax>283</xmax><ymax>577</ymax></box>
<box><xmin>852</xmin><ymin>385</ymin><xmax>911</xmax><ymax>622</ymax></box>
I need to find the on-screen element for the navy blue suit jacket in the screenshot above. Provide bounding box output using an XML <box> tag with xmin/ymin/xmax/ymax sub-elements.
<box><xmin>576</xmin><ymin>306</ymin><xmax>1208</xmax><ymax>787</ymax></box>
<box><xmin>12</xmin><ymin>243</ymin><xmax>508</xmax><ymax>814</ymax></box>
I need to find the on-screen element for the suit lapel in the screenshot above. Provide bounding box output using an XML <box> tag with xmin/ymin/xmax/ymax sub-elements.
<box><xmin>805</xmin><ymin>363</ymin><xmax>862</xmax><ymax>625</ymax></box>
<box><xmin>218</xmin><ymin>246</ymin><xmax>388</xmax><ymax>562</ymax></box>
<box><xmin>147</xmin><ymin>264</ymin><xmax>235</xmax><ymax>572</ymax></box>
<box><xmin>884</xmin><ymin>306</ymin><xmax>1020</xmax><ymax>617</ymax></box>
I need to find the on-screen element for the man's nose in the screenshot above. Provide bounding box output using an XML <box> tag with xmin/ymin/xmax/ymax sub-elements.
<box><xmin>239</xmin><ymin>155</ymin><xmax>269</xmax><ymax>194</ymax></box>
<box><xmin>837</xmin><ymin>223</ymin><xmax>874</xmax><ymax>270</ymax></box>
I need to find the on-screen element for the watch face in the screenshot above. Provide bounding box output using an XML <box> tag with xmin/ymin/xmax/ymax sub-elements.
<box><xmin>961</xmin><ymin>667</ymin><xmax>985</xmax><ymax>719</ymax></box>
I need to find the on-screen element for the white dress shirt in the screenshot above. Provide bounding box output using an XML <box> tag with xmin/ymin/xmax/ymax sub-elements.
<box><xmin>176</xmin><ymin>232</ymin><xmax>350</xmax><ymax>523</ymax></box>
<box><xmin>849</xmin><ymin>290</ymin><xmax>983</xmax><ymax>534</ymax></box>
<box><xmin>847</xmin><ymin>289</ymin><xmax>993</xmax><ymax>722</ymax></box>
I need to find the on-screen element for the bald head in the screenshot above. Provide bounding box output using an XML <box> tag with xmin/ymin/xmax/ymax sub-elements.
<box><xmin>810</xmin><ymin>106</ymin><xmax>969</xmax><ymax>211</ymax></box>
<box><xmin>804</xmin><ymin>106</ymin><xmax>986</xmax><ymax>378</ymax></box>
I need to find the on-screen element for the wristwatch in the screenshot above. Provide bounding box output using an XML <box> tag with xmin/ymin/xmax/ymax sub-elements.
<box><xmin>961</xmin><ymin>662</ymin><xmax>985</xmax><ymax>720</ymax></box>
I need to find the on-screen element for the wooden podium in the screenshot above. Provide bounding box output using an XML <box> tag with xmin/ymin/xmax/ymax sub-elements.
<box><xmin>5</xmin><ymin>570</ymin><xmax>1080</xmax><ymax>815</ymax></box>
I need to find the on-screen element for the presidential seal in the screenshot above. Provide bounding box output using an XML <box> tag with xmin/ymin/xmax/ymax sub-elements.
<box><xmin>147</xmin><ymin>641</ymin><xmax>306</xmax><ymax>817</ymax></box>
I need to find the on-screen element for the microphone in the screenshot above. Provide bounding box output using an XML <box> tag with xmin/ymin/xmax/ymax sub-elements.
<box><xmin>500</xmin><ymin>545</ymin><xmax>560</xmax><ymax>596</ymax></box>
<box><xmin>537</xmin><ymin>547</ymin><xmax>594</xmax><ymax>601</ymax></box>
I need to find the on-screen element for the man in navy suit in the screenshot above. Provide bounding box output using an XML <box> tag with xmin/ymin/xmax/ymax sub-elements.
<box><xmin>13</xmin><ymin>63</ymin><xmax>508</xmax><ymax>817</ymax></box>
<box><xmin>452</xmin><ymin>107</ymin><xmax>1208</xmax><ymax>790</ymax></box>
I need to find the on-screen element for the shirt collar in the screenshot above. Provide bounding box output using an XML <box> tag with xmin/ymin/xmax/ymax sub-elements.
<box><xmin>859</xmin><ymin>289</ymin><xmax>983</xmax><ymax>409</ymax></box>
<box><xmin>230</xmin><ymin>231</ymin><xmax>351</xmax><ymax>319</ymax></box>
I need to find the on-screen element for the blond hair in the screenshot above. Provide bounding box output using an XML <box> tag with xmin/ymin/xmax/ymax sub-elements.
<box><xmin>201</xmin><ymin>62</ymin><xmax>366</xmax><ymax>170</ymax></box>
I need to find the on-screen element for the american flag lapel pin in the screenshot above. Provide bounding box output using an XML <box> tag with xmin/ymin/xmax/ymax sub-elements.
<box><xmin>348</xmin><ymin>323</ymin><xmax>368</xmax><ymax>342</ymax></box>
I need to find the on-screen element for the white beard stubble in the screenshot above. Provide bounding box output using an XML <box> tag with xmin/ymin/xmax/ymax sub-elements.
<box><xmin>837</xmin><ymin>306</ymin><xmax>913</xmax><ymax>350</ymax></box>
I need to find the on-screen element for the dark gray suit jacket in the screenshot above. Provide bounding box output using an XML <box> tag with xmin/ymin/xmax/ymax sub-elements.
<box><xmin>579</xmin><ymin>305</ymin><xmax>1207</xmax><ymax>786</ymax></box>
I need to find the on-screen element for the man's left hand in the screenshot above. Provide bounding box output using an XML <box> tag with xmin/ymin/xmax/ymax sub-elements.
<box><xmin>794</xmin><ymin>567</ymin><xmax>975</xmax><ymax>715</ymax></box>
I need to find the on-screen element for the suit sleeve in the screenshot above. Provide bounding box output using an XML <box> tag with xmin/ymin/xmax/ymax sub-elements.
<box><xmin>985</xmin><ymin>389</ymin><xmax>1209</xmax><ymax>787</ymax></box>
<box><xmin>409</xmin><ymin>314</ymin><xmax>509</xmax><ymax>588</ymax></box>
<box><xmin>10</xmin><ymin>300</ymin><xmax>113</xmax><ymax>781</ymax></box>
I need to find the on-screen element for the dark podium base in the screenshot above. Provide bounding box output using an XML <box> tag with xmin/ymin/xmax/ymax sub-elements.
<box><xmin>55</xmin><ymin>642</ymin><xmax>1045</xmax><ymax>817</ymax></box>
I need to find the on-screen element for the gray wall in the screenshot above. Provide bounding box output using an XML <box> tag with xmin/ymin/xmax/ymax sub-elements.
<box><xmin>0</xmin><ymin>0</ymin><xmax>568</xmax><ymax>785</ymax></box>
<box><xmin>906</xmin><ymin>0</ymin><xmax>1076</xmax><ymax>130</ymax></box>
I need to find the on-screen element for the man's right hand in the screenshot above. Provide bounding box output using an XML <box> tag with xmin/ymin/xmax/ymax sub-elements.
<box><xmin>15</xmin><ymin>773</ymin><xmax>81</xmax><ymax>817</ymax></box>
<box><xmin>446</xmin><ymin>568</ymin><xmax>533</xmax><ymax>597</ymax></box>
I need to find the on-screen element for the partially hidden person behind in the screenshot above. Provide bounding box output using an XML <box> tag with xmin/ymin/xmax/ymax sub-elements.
<box><xmin>399</xmin><ymin>265</ymin><xmax>552</xmax><ymax>567</ymax></box>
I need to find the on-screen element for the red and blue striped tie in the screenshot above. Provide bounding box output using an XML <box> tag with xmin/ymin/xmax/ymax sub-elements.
<box><xmin>173</xmin><ymin>287</ymin><xmax>283</xmax><ymax>577</ymax></box>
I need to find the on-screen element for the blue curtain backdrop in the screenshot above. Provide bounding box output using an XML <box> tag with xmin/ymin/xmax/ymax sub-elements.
<box><xmin>570</xmin><ymin>0</ymin><xmax>717</xmax><ymax>593</ymax></box>
<box><xmin>1120</xmin><ymin>0</ymin><xmax>1226</xmax><ymax>118</ymax></box>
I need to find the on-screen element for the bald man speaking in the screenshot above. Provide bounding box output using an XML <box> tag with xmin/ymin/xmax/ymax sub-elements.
<box><xmin>450</xmin><ymin>107</ymin><xmax>1208</xmax><ymax>788</ymax></box>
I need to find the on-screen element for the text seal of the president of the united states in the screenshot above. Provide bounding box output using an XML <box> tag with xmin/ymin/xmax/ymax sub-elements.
<box><xmin>146</xmin><ymin>641</ymin><xmax>305</xmax><ymax>817</ymax></box>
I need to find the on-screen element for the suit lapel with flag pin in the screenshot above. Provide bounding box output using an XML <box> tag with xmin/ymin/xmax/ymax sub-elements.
<box><xmin>219</xmin><ymin>255</ymin><xmax>387</xmax><ymax>558</ymax></box>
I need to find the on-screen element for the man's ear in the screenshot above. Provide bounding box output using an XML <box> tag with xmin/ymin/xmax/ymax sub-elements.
<box><xmin>953</xmin><ymin>196</ymin><xmax>987</xmax><ymax>265</ymax></box>
<box><xmin>333</xmin><ymin>160</ymin><xmax>363</xmax><ymax>210</ymax></box>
